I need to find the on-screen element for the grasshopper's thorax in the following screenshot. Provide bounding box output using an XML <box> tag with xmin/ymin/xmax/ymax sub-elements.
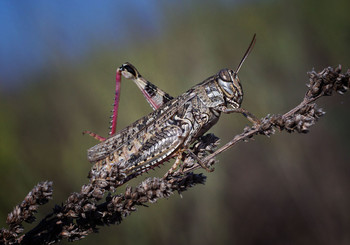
<box><xmin>216</xmin><ymin>68</ymin><xmax>243</xmax><ymax>109</ymax></box>
<box><xmin>196</xmin><ymin>68</ymin><xmax>243</xmax><ymax>112</ymax></box>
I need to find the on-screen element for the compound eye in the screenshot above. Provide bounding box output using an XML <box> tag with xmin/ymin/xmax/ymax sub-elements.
<box><xmin>219</xmin><ymin>69</ymin><xmax>231</xmax><ymax>82</ymax></box>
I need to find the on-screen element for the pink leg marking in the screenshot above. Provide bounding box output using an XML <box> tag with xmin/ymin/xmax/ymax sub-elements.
<box><xmin>82</xmin><ymin>130</ymin><xmax>106</xmax><ymax>142</ymax></box>
<box><xmin>140</xmin><ymin>89</ymin><xmax>161</xmax><ymax>109</ymax></box>
<box><xmin>110</xmin><ymin>69</ymin><xmax>122</xmax><ymax>136</ymax></box>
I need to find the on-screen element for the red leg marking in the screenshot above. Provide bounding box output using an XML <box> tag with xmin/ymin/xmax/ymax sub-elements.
<box><xmin>110</xmin><ymin>69</ymin><xmax>122</xmax><ymax>136</ymax></box>
<box><xmin>140</xmin><ymin>88</ymin><xmax>161</xmax><ymax>109</ymax></box>
<box><xmin>82</xmin><ymin>130</ymin><xmax>106</xmax><ymax>142</ymax></box>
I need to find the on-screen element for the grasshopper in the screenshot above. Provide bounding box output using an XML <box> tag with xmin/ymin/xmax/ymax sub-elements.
<box><xmin>85</xmin><ymin>34</ymin><xmax>258</xmax><ymax>187</ymax></box>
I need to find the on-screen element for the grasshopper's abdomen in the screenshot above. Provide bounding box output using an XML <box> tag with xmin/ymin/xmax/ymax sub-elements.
<box><xmin>88</xmin><ymin>96</ymin><xmax>191</xmax><ymax>179</ymax></box>
<box><xmin>123</xmin><ymin>125</ymin><xmax>184</xmax><ymax>174</ymax></box>
<box><xmin>89</xmin><ymin>121</ymin><xmax>184</xmax><ymax>184</ymax></box>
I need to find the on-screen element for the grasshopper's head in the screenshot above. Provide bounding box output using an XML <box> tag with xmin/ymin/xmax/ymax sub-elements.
<box><xmin>217</xmin><ymin>34</ymin><xmax>256</xmax><ymax>109</ymax></box>
<box><xmin>217</xmin><ymin>68</ymin><xmax>243</xmax><ymax>108</ymax></box>
<box><xmin>118</xmin><ymin>62</ymin><xmax>140</xmax><ymax>79</ymax></box>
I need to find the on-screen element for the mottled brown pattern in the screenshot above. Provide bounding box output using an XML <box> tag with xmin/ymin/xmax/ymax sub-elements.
<box><xmin>88</xmin><ymin>65</ymin><xmax>245</xmax><ymax>181</ymax></box>
<box><xmin>87</xmin><ymin>36</ymin><xmax>256</xmax><ymax>184</ymax></box>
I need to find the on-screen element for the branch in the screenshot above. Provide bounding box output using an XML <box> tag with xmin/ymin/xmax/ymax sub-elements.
<box><xmin>1</xmin><ymin>65</ymin><xmax>349</xmax><ymax>245</ymax></box>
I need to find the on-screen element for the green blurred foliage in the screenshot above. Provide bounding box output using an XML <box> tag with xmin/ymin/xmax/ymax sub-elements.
<box><xmin>1</xmin><ymin>0</ymin><xmax>350</xmax><ymax>244</ymax></box>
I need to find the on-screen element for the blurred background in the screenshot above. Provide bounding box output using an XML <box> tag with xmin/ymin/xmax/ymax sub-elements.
<box><xmin>1</xmin><ymin>0</ymin><xmax>350</xmax><ymax>244</ymax></box>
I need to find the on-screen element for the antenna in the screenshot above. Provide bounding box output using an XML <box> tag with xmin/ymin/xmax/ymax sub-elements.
<box><xmin>236</xmin><ymin>34</ymin><xmax>256</xmax><ymax>74</ymax></box>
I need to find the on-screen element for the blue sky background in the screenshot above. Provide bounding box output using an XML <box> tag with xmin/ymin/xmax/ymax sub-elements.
<box><xmin>0</xmin><ymin>0</ymin><xmax>166</xmax><ymax>87</ymax></box>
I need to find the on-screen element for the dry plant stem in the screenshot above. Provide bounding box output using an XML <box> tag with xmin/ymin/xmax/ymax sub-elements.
<box><xmin>202</xmin><ymin>97</ymin><xmax>311</xmax><ymax>163</ymax></box>
<box><xmin>19</xmin><ymin>173</ymin><xmax>205</xmax><ymax>245</ymax></box>
<box><xmin>202</xmin><ymin>128</ymin><xmax>259</xmax><ymax>164</ymax></box>
<box><xmin>0</xmin><ymin>65</ymin><xmax>349</xmax><ymax>245</ymax></box>
<box><xmin>200</xmin><ymin>65</ymin><xmax>349</xmax><ymax>171</ymax></box>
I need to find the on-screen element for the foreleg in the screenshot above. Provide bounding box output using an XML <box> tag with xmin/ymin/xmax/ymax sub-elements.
<box><xmin>219</xmin><ymin>106</ymin><xmax>260</xmax><ymax>125</ymax></box>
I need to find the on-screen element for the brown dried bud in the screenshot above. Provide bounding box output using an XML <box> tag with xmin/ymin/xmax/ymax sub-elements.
<box><xmin>83</xmin><ymin>203</ymin><xmax>96</xmax><ymax>212</ymax></box>
<box><xmin>306</xmin><ymin>66</ymin><xmax>350</xmax><ymax>99</ymax></box>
